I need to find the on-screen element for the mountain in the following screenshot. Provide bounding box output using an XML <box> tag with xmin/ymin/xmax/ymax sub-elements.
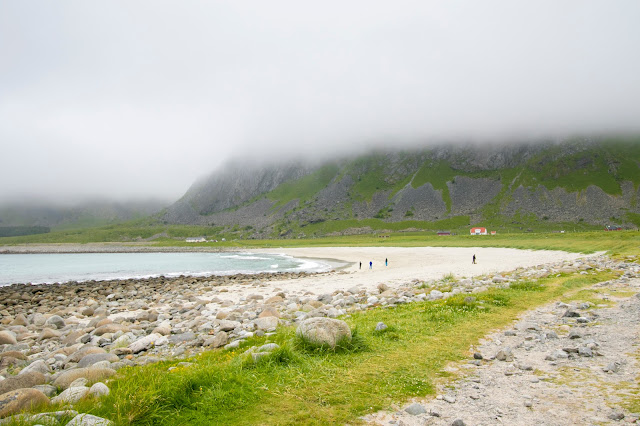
<box><xmin>163</xmin><ymin>137</ymin><xmax>640</xmax><ymax>238</ymax></box>
<box><xmin>0</xmin><ymin>200</ymin><xmax>167</xmax><ymax>231</ymax></box>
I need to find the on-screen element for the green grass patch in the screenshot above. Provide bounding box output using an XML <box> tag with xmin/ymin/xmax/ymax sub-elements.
<box><xmin>509</xmin><ymin>281</ymin><xmax>546</xmax><ymax>292</ymax></box>
<box><xmin>267</xmin><ymin>164</ymin><xmax>340</xmax><ymax>210</ymax></box>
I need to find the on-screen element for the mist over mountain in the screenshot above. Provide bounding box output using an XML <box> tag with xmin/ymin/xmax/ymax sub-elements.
<box><xmin>162</xmin><ymin>137</ymin><xmax>640</xmax><ymax>237</ymax></box>
<box><xmin>0</xmin><ymin>199</ymin><xmax>167</xmax><ymax>230</ymax></box>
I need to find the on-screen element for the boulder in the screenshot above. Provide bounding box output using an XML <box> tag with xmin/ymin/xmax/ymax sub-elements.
<box><xmin>204</xmin><ymin>331</ymin><xmax>228</xmax><ymax>348</ymax></box>
<box><xmin>0</xmin><ymin>388</ymin><xmax>49</xmax><ymax>418</ymax></box>
<box><xmin>45</xmin><ymin>315</ymin><xmax>65</xmax><ymax>330</ymax></box>
<box><xmin>265</xmin><ymin>296</ymin><xmax>284</xmax><ymax>304</ymax></box>
<box><xmin>152</xmin><ymin>322</ymin><xmax>171</xmax><ymax>336</ymax></box>
<box><xmin>257</xmin><ymin>343</ymin><xmax>279</xmax><ymax>352</ymax></box>
<box><xmin>254</xmin><ymin>317</ymin><xmax>278</xmax><ymax>332</ymax></box>
<box><xmin>66</xmin><ymin>413</ymin><xmax>113</xmax><ymax>426</ymax></box>
<box><xmin>296</xmin><ymin>318</ymin><xmax>352</xmax><ymax>349</ymax></box>
<box><xmin>77</xmin><ymin>353</ymin><xmax>119</xmax><ymax>369</ymax></box>
<box><xmin>33</xmin><ymin>384</ymin><xmax>57</xmax><ymax>398</ymax></box>
<box><xmin>0</xmin><ymin>372</ymin><xmax>46</xmax><ymax>395</ymax></box>
<box><xmin>93</xmin><ymin>323</ymin><xmax>129</xmax><ymax>336</ymax></box>
<box><xmin>168</xmin><ymin>332</ymin><xmax>196</xmax><ymax>344</ymax></box>
<box><xmin>404</xmin><ymin>402</ymin><xmax>427</xmax><ymax>415</ymax></box>
<box><xmin>495</xmin><ymin>347</ymin><xmax>514</xmax><ymax>362</ymax></box>
<box><xmin>38</xmin><ymin>328</ymin><xmax>61</xmax><ymax>340</ymax></box>
<box><xmin>10</xmin><ymin>314</ymin><xmax>28</xmax><ymax>326</ymax></box>
<box><xmin>53</xmin><ymin>368</ymin><xmax>116</xmax><ymax>390</ymax></box>
<box><xmin>128</xmin><ymin>333</ymin><xmax>167</xmax><ymax>354</ymax></box>
<box><xmin>19</xmin><ymin>360</ymin><xmax>50</xmax><ymax>376</ymax></box>
<box><xmin>68</xmin><ymin>347</ymin><xmax>107</xmax><ymax>363</ymax></box>
<box><xmin>0</xmin><ymin>351</ymin><xmax>27</xmax><ymax>361</ymax></box>
<box><xmin>0</xmin><ymin>331</ymin><xmax>17</xmax><ymax>345</ymax></box>
<box><xmin>258</xmin><ymin>307</ymin><xmax>280</xmax><ymax>318</ymax></box>
<box><xmin>51</xmin><ymin>386</ymin><xmax>90</xmax><ymax>404</ymax></box>
<box><xmin>89</xmin><ymin>382</ymin><xmax>110</xmax><ymax>398</ymax></box>
<box><xmin>217</xmin><ymin>320</ymin><xmax>241</xmax><ymax>332</ymax></box>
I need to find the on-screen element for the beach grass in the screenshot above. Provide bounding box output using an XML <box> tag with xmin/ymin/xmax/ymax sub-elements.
<box><xmin>3</xmin><ymin>228</ymin><xmax>640</xmax><ymax>259</ymax></box>
<box><xmin>33</xmin><ymin>270</ymin><xmax>616</xmax><ymax>425</ymax></box>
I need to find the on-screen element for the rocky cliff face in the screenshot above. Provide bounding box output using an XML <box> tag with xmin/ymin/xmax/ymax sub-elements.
<box><xmin>162</xmin><ymin>138</ymin><xmax>640</xmax><ymax>236</ymax></box>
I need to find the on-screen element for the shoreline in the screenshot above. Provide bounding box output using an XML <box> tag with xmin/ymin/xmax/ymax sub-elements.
<box><xmin>0</xmin><ymin>243</ymin><xmax>234</xmax><ymax>254</ymax></box>
<box><xmin>0</xmin><ymin>245</ymin><xmax>597</xmax><ymax>293</ymax></box>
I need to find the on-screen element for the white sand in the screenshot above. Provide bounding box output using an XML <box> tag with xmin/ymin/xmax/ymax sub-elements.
<box><xmin>214</xmin><ymin>247</ymin><xmax>597</xmax><ymax>303</ymax></box>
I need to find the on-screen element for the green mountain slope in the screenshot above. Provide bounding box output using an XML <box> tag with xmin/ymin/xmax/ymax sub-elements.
<box><xmin>162</xmin><ymin>137</ymin><xmax>640</xmax><ymax>238</ymax></box>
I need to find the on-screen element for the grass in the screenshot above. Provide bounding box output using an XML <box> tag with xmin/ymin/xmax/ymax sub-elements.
<box><xmin>3</xmin><ymin>227</ymin><xmax>640</xmax><ymax>259</ymax></box>
<box><xmin>266</xmin><ymin>164</ymin><xmax>340</xmax><ymax>210</ymax></box>
<box><xmin>21</xmin><ymin>270</ymin><xmax>618</xmax><ymax>425</ymax></box>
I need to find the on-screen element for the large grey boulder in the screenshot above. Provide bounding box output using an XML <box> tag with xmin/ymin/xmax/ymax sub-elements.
<box><xmin>51</xmin><ymin>386</ymin><xmax>90</xmax><ymax>404</ymax></box>
<box><xmin>405</xmin><ymin>402</ymin><xmax>427</xmax><ymax>415</ymax></box>
<box><xmin>89</xmin><ymin>382</ymin><xmax>110</xmax><ymax>398</ymax></box>
<box><xmin>0</xmin><ymin>372</ymin><xmax>46</xmax><ymax>395</ymax></box>
<box><xmin>93</xmin><ymin>323</ymin><xmax>129</xmax><ymax>336</ymax></box>
<box><xmin>68</xmin><ymin>347</ymin><xmax>107</xmax><ymax>363</ymax></box>
<box><xmin>19</xmin><ymin>359</ymin><xmax>51</xmax><ymax>376</ymax></box>
<box><xmin>254</xmin><ymin>317</ymin><xmax>278</xmax><ymax>332</ymax></box>
<box><xmin>0</xmin><ymin>388</ymin><xmax>49</xmax><ymax>418</ymax></box>
<box><xmin>296</xmin><ymin>318</ymin><xmax>352</xmax><ymax>349</ymax></box>
<box><xmin>128</xmin><ymin>333</ymin><xmax>167</xmax><ymax>354</ymax></box>
<box><xmin>204</xmin><ymin>331</ymin><xmax>228</xmax><ymax>348</ymax></box>
<box><xmin>217</xmin><ymin>320</ymin><xmax>241</xmax><ymax>332</ymax></box>
<box><xmin>77</xmin><ymin>353</ymin><xmax>119</xmax><ymax>369</ymax></box>
<box><xmin>45</xmin><ymin>315</ymin><xmax>66</xmax><ymax>330</ymax></box>
<box><xmin>53</xmin><ymin>368</ymin><xmax>116</xmax><ymax>390</ymax></box>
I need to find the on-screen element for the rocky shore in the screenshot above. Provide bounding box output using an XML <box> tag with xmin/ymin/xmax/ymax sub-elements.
<box><xmin>0</xmin><ymin>253</ymin><xmax>638</xmax><ymax>424</ymax></box>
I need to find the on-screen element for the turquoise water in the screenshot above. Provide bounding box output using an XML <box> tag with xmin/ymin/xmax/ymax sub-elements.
<box><xmin>0</xmin><ymin>252</ymin><xmax>332</xmax><ymax>286</ymax></box>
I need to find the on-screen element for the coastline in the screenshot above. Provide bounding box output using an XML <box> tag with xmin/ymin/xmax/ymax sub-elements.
<box><xmin>0</xmin><ymin>243</ymin><xmax>234</xmax><ymax>254</ymax></box>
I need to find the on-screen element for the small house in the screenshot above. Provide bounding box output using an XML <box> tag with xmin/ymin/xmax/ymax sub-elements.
<box><xmin>470</xmin><ymin>227</ymin><xmax>487</xmax><ymax>235</ymax></box>
<box><xmin>437</xmin><ymin>231</ymin><xmax>451</xmax><ymax>236</ymax></box>
<box><xmin>491</xmin><ymin>231</ymin><xmax>497</xmax><ymax>235</ymax></box>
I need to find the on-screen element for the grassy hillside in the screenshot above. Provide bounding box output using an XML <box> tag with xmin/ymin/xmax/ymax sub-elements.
<box><xmin>226</xmin><ymin>137</ymin><xmax>640</xmax><ymax>237</ymax></box>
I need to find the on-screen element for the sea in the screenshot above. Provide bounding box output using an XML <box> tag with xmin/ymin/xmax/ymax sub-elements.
<box><xmin>0</xmin><ymin>252</ymin><xmax>336</xmax><ymax>287</ymax></box>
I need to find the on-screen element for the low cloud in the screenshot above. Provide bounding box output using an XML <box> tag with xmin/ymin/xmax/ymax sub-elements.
<box><xmin>1</xmin><ymin>1</ymin><xmax>639</xmax><ymax>203</ymax></box>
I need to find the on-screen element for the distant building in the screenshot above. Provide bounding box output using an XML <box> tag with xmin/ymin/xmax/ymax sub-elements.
<box><xmin>491</xmin><ymin>231</ymin><xmax>497</xmax><ymax>235</ymax></box>
<box><xmin>437</xmin><ymin>231</ymin><xmax>451</xmax><ymax>236</ymax></box>
<box><xmin>470</xmin><ymin>227</ymin><xmax>487</xmax><ymax>235</ymax></box>
<box><xmin>605</xmin><ymin>225</ymin><xmax>622</xmax><ymax>231</ymax></box>
<box><xmin>186</xmin><ymin>237</ymin><xmax>206</xmax><ymax>243</ymax></box>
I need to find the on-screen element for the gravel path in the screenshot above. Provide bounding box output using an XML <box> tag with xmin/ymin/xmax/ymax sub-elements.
<box><xmin>364</xmin><ymin>276</ymin><xmax>640</xmax><ymax>425</ymax></box>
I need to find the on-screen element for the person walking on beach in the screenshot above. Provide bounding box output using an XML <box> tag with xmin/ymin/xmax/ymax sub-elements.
<box><xmin>359</xmin><ymin>262</ymin><xmax>362</xmax><ymax>270</ymax></box>
<box><xmin>472</xmin><ymin>254</ymin><xmax>476</xmax><ymax>264</ymax></box>
<box><xmin>385</xmin><ymin>258</ymin><xmax>388</xmax><ymax>267</ymax></box>
<box><xmin>369</xmin><ymin>261</ymin><xmax>372</xmax><ymax>269</ymax></box>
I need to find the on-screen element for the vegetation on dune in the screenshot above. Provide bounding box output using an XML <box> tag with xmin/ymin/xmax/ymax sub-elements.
<box><xmin>22</xmin><ymin>270</ymin><xmax>615</xmax><ymax>425</ymax></box>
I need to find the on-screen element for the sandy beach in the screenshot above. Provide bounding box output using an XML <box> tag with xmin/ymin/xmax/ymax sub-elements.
<box><xmin>231</xmin><ymin>246</ymin><xmax>598</xmax><ymax>303</ymax></box>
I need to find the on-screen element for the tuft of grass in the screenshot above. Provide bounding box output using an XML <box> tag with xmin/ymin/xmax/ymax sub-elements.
<box><xmin>509</xmin><ymin>281</ymin><xmax>546</xmax><ymax>292</ymax></box>
<box><xmin>372</xmin><ymin>325</ymin><xmax>400</xmax><ymax>341</ymax></box>
<box><xmin>442</xmin><ymin>272</ymin><xmax>456</xmax><ymax>283</ymax></box>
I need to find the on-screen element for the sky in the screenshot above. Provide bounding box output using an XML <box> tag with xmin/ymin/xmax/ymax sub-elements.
<box><xmin>1</xmin><ymin>1</ymin><xmax>639</xmax><ymax>204</ymax></box>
